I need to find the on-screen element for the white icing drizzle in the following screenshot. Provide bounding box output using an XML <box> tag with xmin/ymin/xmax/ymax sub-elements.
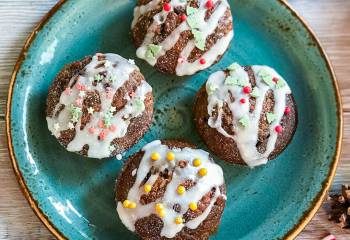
<box><xmin>206</xmin><ymin>64</ymin><xmax>291</xmax><ymax>167</ymax></box>
<box><xmin>117</xmin><ymin>140</ymin><xmax>225</xmax><ymax>238</ymax></box>
<box><xmin>47</xmin><ymin>53</ymin><xmax>152</xmax><ymax>159</ymax></box>
<box><xmin>133</xmin><ymin>0</ymin><xmax>233</xmax><ymax>76</ymax></box>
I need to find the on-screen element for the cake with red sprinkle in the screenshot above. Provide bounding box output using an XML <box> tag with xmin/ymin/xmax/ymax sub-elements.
<box><xmin>193</xmin><ymin>63</ymin><xmax>298</xmax><ymax>167</ymax></box>
<box><xmin>46</xmin><ymin>53</ymin><xmax>154</xmax><ymax>159</ymax></box>
<box><xmin>115</xmin><ymin>140</ymin><xmax>226</xmax><ymax>239</ymax></box>
<box><xmin>131</xmin><ymin>0</ymin><xmax>234</xmax><ymax>76</ymax></box>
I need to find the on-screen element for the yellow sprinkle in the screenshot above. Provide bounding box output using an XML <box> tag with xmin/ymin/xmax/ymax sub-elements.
<box><xmin>189</xmin><ymin>202</ymin><xmax>198</xmax><ymax>211</ymax></box>
<box><xmin>155</xmin><ymin>203</ymin><xmax>164</xmax><ymax>212</ymax></box>
<box><xmin>193</xmin><ymin>158</ymin><xmax>201</xmax><ymax>167</ymax></box>
<box><xmin>198</xmin><ymin>168</ymin><xmax>207</xmax><ymax>177</ymax></box>
<box><xmin>151</xmin><ymin>152</ymin><xmax>160</xmax><ymax>161</ymax></box>
<box><xmin>144</xmin><ymin>184</ymin><xmax>152</xmax><ymax>193</ymax></box>
<box><xmin>128</xmin><ymin>202</ymin><xmax>137</xmax><ymax>209</ymax></box>
<box><xmin>177</xmin><ymin>185</ymin><xmax>186</xmax><ymax>195</ymax></box>
<box><xmin>166</xmin><ymin>152</ymin><xmax>175</xmax><ymax>161</ymax></box>
<box><xmin>158</xmin><ymin>209</ymin><xmax>166</xmax><ymax>218</ymax></box>
<box><xmin>175</xmin><ymin>216</ymin><xmax>183</xmax><ymax>225</ymax></box>
<box><xmin>123</xmin><ymin>200</ymin><xmax>130</xmax><ymax>208</ymax></box>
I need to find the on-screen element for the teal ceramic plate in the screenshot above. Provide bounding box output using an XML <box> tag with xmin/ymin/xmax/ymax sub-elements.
<box><xmin>6</xmin><ymin>0</ymin><xmax>342</xmax><ymax>239</ymax></box>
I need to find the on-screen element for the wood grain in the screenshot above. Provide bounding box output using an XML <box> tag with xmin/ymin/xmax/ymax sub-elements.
<box><xmin>0</xmin><ymin>0</ymin><xmax>349</xmax><ymax>239</ymax></box>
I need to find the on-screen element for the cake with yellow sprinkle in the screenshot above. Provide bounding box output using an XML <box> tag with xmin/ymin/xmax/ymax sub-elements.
<box><xmin>115</xmin><ymin>140</ymin><xmax>226</xmax><ymax>239</ymax></box>
<box><xmin>131</xmin><ymin>0</ymin><xmax>234</xmax><ymax>76</ymax></box>
<box><xmin>46</xmin><ymin>53</ymin><xmax>154</xmax><ymax>159</ymax></box>
<box><xmin>193</xmin><ymin>63</ymin><xmax>298</xmax><ymax>167</ymax></box>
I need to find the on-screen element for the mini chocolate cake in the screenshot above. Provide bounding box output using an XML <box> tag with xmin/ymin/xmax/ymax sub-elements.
<box><xmin>131</xmin><ymin>0</ymin><xmax>234</xmax><ymax>76</ymax></box>
<box><xmin>46</xmin><ymin>53</ymin><xmax>153</xmax><ymax>159</ymax></box>
<box><xmin>116</xmin><ymin>140</ymin><xmax>226</xmax><ymax>239</ymax></box>
<box><xmin>193</xmin><ymin>63</ymin><xmax>298</xmax><ymax>167</ymax></box>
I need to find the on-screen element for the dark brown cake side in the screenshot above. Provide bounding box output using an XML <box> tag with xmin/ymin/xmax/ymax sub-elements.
<box><xmin>115</xmin><ymin>140</ymin><xmax>226</xmax><ymax>240</ymax></box>
<box><xmin>193</xmin><ymin>66</ymin><xmax>298</xmax><ymax>165</ymax></box>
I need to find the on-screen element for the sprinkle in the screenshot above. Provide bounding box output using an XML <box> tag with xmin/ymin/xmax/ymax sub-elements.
<box><xmin>128</xmin><ymin>59</ymin><xmax>135</xmax><ymax>65</ymax></box>
<box><xmin>189</xmin><ymin>202</ymin><xmax>198</xmax><ymax>211</ymax></box>
<box><xmin>88</xmin><ymin>127</ymin><xmax>95</xmax><ymax>134</ymax></box>
<box><xmin>239</xmin><ymin>115</ymin><xmax>249</xmax><ymax>127</ymax></box>
<box><xmin>70</xmin><ymin>105</ymin><xmax>82</xmax><ymax>123</ymax></box>
<box><xmin>75</xmin><ymin>98</ymin><xmax>83</xmax><ymax>106</ymax></box>
<box><xmin>104</xmin><ymin>60</ymin><xmax>112</xmax><ymax>68</ymax></box>
<box><xmin>273</xmin><ymin>77</ymin><xmax>279</xmax><ymax>83</ymax></box>
<box><xmin>175</xmin><ymin>216</ymin><xmax>183</xmax><ymax>225</ymax></box>
<box><xmin>108</xmin><ymin>145</ymin><xmax>115</xmax><ymax>153</ymax></box>
<box><xmin>110</xmin><ymin>106</ymin><xmax>117</xmax><ymax>113</ymax></box>
<box><xmin>94</xmin><ymin>74</ymin><xmax>104</xmax><ymax>82</ymax></box>
<box><xmin>198</xmin><ymin>168</ymin><xmax>207</xmax><ymax>177</ymax></box>
<box><xmin>64</xmin><ymin>87</ymin><xmax>72</xmax><ymax>95</ymax></box>
<box><xmin>99</xmin><ymin>130</ymin><xmax>106</xmax><ymax>140</ymax></box>
<box><xmin>206</xmin><ymin>0</ymin><xmax>214</xmax><ymax>9</ymax></box>
<box><xmin>75</xmin><ymin>83</ymin><xmax>86</xmax><ymax>91</ymax></box>
<box><xmin>144</xmin><ymin>184</ymin><xmax>152</xmax><ymax>193</ymax></box>
<box><xmin>155</xmin><ymin>203</ymin><xmax>164</xmax><ymax>212</ymax></box>
<box><xmin>275</xmin><ymin>125</ymin><xmax>283</xmax><ymax>133</ymax></box>
<box><xmin>98</xmin><ymin>120</ymin><xmax>105</xmax><ymax>128</ymax></box>
<box><xmin>240</xmin><ymin>98</ymin><xmax>246</xmax><ymax>104</ymax></box>
<box><xmin>108</xmin><ymin>75</ymin><xmax>117</xmax><ymax>82</ymax></box>
<box><xmin>284</xmin><ymin>106</ymin><xmax>291</xmax><ymax>115</ymax></box>
<box><xmin>275</xmin><ymin>78</ymin><xmax>286</xmax><ymax>89</ymax></box>
<box><xmin>158</xmin><ymin>209</ymin><xmax>166</xmax><ymax>218</ymax></box>
<box><xmin>225</xmin><ymin>75</ymin><xmax>238</xmax><ymax>85</ymax></box>
<box><xmin>146</xmin><ymin>44</ymin><xmax>162</xmax><ymax>60</ymax></box>
<box><xmin>180</xmin><ymin>14</ymin><xmax>187</xmax><ymax>22</ymax></box>
<box><xmin>178</xmin><ymin>57</ymin><xmax>185</xmax><ymax>63</ymax></box>
<box><xmin>116</xmin><ymin>154</ymin><xmax>123</xmax><ymax>160</ymax></box>
<box><xmin>87</xmin><ymin>107</ymin><xmax>94</xmax><ymax>114</ymax></box>
<box><xmin>129</xmin><ymin>91</ymin><xmax>136</xmax><ymax>98</ymax></box>
<box><xmin>237</xmin><ymin>77</ymin><xmax>249</xmax><ymax>87</ymax></box>
<box><xmin>163</xmin><ymin>3</ymin><xmax>171</xmax><ymax>11</ymax></box>
<box><xmin>199</xmin><ymin>58</ymin><xmax>206</xmax><ymax>65</ymax></box>
<box><xmin>54</xmin><ymin>123</ymin><xmax>60</xmax><ymax>132</ymax></box>
<box><xmin>251</xmin><ymin>87</ymin><xmax>260</xmax><ymax>98</ymax></box>
<box><xmin>123</xmin><ymin>200</ymin><xmax>130</xmax><ymax>208</ymax></box>
<box><xmin>177</xmin><ymin>185</ymin><xmax>186</xmax><ymax>195</ymax></box>
<box><xmin>166</xmin><ymin>152</ymin><xmax>175</xmax><ymax>161</ymax></box>
<box><xmin>193</xmin><ymin>158</ymin><xmax>201</xmax><ymax>167</ymax></box>
<box><xmin>227</xmin><ymin>62</ymin><xmax>240</xmax><ymax>72</ymax></box>
<box><xmin>109</xmin><ymin>124</ymin><xmax>117</xmax><ymax>132</ymax></box>
<box><xmin>262</xmin><ymin>75</ymin><xmax>275</xmax><ymax>88</ymax></box>
<box><xmin>67</xmin><ymin>122</ymin><xmax>75</xmax><ymax>129</ymax></box>
<box><xmin>134</xmin><ymin>98</ymin><xmax>145</xmax><ymax>112</ymax></box>
<box><xmin>128</xmin><ymin>202</ymin><xmax>137</xmax><ymax>209</ymax></box>
<box><xmin>186</xmin><ymin>14</ymin><xmax>200</xmax><ymax>29</ymax></box>
<box><xmin>186</xmin><ymin>6</ymin><xmax>198</xmax><ymax>15</ymax></box>
<box><xmin>192</xmin><ymin>29</ymin><xmax>205</xmax><ymax>51</ymax></box>
<box><xmin>207</xmin><ymin>83</ymin><xmax>218</xmax><ymax>96</ymax></box>
<box><xmin>266</xmin><ymin>112</ymin><xmax>277</xmax><ymax>124</ymax></box>
<box><xmin>151</xmin><ymin>152</ymin><xmax>160</xmax><ymax>161</ymax></box>
<box><xmin>243</xmin><ymin>86</ymin><xmax>251</xmax><ymax>94</ymax></box>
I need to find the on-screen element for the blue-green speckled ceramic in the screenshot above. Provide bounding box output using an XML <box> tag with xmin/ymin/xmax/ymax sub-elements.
<box><xmin>7</xmin><ymin>0</ymin><xmax>342</xmax><ymax>239</ymax></box>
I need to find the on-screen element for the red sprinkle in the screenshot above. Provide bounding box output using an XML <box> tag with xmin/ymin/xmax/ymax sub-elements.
<box><xmin>88</xmin><ymin>127</ymin><xmax>95</xmax><ymax>135</ymax></box>
<box><xmin>240</xmin><ymin>98</ymin><xmax>246</xmax><ymax>104</ymax></box>
<box><xmin>99</xmin><ymin>131</ymin><xmax>106</xmax><ymax>141</ymax></box>
<box><xmin>180</xmin><ymin>14</ymin><xmax>187</xmax><ymax>22</ymax></box>
<box><xmin>64</xmin><ymin>87</ymin><xmax>72</xmax><ymax>95</ymax></box>
<box><xmin>163</xmin><ymin>3</ymin><xmax>171</xmax><ymax>11</ymax></box>
<box><xmin>76</xmin><ymin>83</ymin><xmax>85</xmax><ymax>91</ymax></box>
<box><xmin>284</xmin><ymin>106</ymin><xmax>291</xmax><ymax>115</ymax></box>
<box><xmin>98</xmin><ymin>120</ymin><xmax>105</xmax><ymax>128</ymax></box>
<box><xmin>109</xmin><ymin>125</ymin><xmax>117</xmax><ymax>132</ymax></box>
<box><xmin>199</xmin><ymin>58</ymin><xmax>206</xmax><ymax>65</ymax></box>
<box><xmin>206</xmin><ymin>0</ymin><xmax>214</xmax><ymax>9</ymax></box>
<box><xmin>275</xmin><ymin>125</ymin><xmax>283</xmax><ymax>133</ymax></box>
<box><xmin>273</xmin><ymin>77</ymin><xmax>279</xmax><ymax>83</ymax></box>
<box><xmin>243</xmin><ymin>86</ymin><xmax>251</xmax><ymax>94</ymax></box>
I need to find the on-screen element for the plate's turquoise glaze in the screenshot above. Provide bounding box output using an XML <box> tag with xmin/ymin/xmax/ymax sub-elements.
<box><xmin>7</xmin><ymin>0</ymin><xmax>342</xmax><ymax>239</ymax></box>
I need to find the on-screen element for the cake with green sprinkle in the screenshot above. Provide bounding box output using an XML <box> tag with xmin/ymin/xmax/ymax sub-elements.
<box><xmin>193</xmin><ymin>63</ymin><xmax>298</xmax><ymax>167</ymax></box>
<box><xmin>131</xmin><ymin>0</ymin><xmax>234</xmax><ymax>76</ymax></box>
<box><xmin>46</xmin><ymin>53</ymin><xmax>154</xmax><ymax>159</ymax></box>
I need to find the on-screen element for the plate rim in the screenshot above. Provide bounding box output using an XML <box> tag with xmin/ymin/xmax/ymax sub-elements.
<box><xmin>5</xmin><ymin>0</ymin><xmax>343</xmax><ymax>239</ymax></box>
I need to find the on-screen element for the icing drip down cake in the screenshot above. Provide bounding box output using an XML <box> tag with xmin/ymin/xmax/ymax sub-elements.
<box><xmin>131</xmin><ymin>0</ymin><xmax>234</xmax><ymax>76</ymax></box>
<box><xmin>46</xmin><ymin>53</ymin><xmax>154</xmax><ymax>159</ymax></box>
<box><xmin>116</xmin><ymin>140</ymin><xmax>226</xmax><ymax>239</ymax></box>
<box><xmin>193</xmin><ymin>63</ymin><xmax>298</xmax><ymax>167</ymax></box>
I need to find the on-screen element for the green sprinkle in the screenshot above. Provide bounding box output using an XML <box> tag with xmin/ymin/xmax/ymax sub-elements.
<box><xmin>134</xmin><ymin>98</ymin><xmax>145</xmax><ymax>112</ymax></box>
<box><xmin>207</xmin><ymin>83</ymin><xmax>218</xmax><ymax>95</ymax></box>
<box><xmin>227</xmin><ymin>62</ymin><xmax>240</xmax><ymax>72</ymax></box>
<box><xmin>266</xmin><ymin>112</ymin><xmax>277</xmax><ymax>124</ymax></box>
<box><xmin>187</xmin><ymin>14</ymin><xmax>200</xmax><ymax>29</ymax></box>
<box><xmin>145</xmin><ymin>44</ymin><xmax>162</xmax><ymax>61</ymax></box>
<box><xmin>70</xmin><ymin>105</ymin><xmax>82</xmax><ymax>123</ymax></box>
<box><xmin>262</xmin><ymin>74</ymin><xmax>275</xmax><ymax>88</ymax></box>
<box><xmin>275</xmin><ymin>78</ymin><xmax>286</xmax><ymax>89</ymax></box>
<box><xmin>108</xmin><ymin>75</ymin><xmax>117</xmax><ymax>82</ymax></box>
<box><xmin>237</xmin><ymin>77</ymin><xmax>249</xmax><ymax>87</ymax></box>
<box><xmin>94</xmin><ymin>74</ymin><xmax>103</xmax><ymax>82</ymax></box>
<box><xmin>186</xmin><ymin>6</ymin><xmax>198</xmax><ymax>16</ymax></box>
<box><xmin>258</xmin><ymin>69</ymin><xmax>271</xmax><ymax>78</ymax></box>
<box><xmin>251</xmin><ymin>87</ymin><xmax>260</xmax><ymax>98</ymax></box>
<box><xmin>239</xmin><ymin>115</ymin><xmax>250</xmax><ymax>128</ymax></box>
<box><xmin>224</xmin><ymin>75</ymin><xmax>238</xmax><ymax>85</ymax></box>
<box><xmin>192</xmin><ymin>29</ymin><xmax>205</xmax><ymax>51</ymax></box>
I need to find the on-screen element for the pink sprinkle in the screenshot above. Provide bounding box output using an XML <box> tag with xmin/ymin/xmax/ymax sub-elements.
<box><xmin>275</xmin><ymin>125</ymin><xmax>283</xmax><ymax>133</ymax></box>
<box><xmin>75</xmin><ymin>98</ymin><xmax>83</xmax><ymax>106</ymax></box>
<box><xmin>178</xmin><ymin>57</ymin><xmax>185</xmax><ymax>63</ymax></box>
<box><xmin>273</xmin><ymin>77</ymin><xmax>279</xmax><ymax>83</ymax></box>
<box><xmin>88</xmin><ymin>127</ymin><xmax>95</xmax><ymax>134</ymax></box>
<box><xmin>240</xmin><ymin>98</ymin><xmax>246</xmax><ymax>104</ymax></box>
<box><xmin>322</xmin><ymin>235</ymin><xmax>336</xmax><ymax>240</ymax></box>
<box><xmin>109</xmin><ymin>125</ymin><xmax>117</xmax><ymax>132</ymax></box>
<box><xmin>98</xmin><ymin>120</ymin><xmax>105</xmax><ymax>128</ymax></box>
<box><xmin>64</xmin><ymin>87</ymin><xmax>72</xmax><ymax>95</ymax></box>
<box><xmin>284</xmin><ymin>106</ymin><xmax>291</xmax><ymax>115</ymax></box>
<box><xmin>129</xmin><ymin>91</ymin><xmax>136</xmax><ymax>98</ymax></box>
<box><xmin>99</xmin><ymin>130</ymin><xmax>106</xmax><ymax>141</ymax></box>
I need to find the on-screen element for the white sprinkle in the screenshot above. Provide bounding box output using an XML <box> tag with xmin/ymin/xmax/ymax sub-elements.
<box><xmin>128</xmin><ymin>59</ymin><xmax>135</xmax><ymax>65</ymax></box>
<box><xmin>110</xmin><ymin>106</ymin><xmax>117</xmax><ymax>113</ymax></box>
<box><xmin>131</xmin><ymin>168</ymin><xmax>137</xmax><ymax>176</ymax></box>
<box><xmin>109</xmin><ymin>145</ymin><xmax>116</xmax><ymax>153</ymax></box>
<box><xmin>87</xmin><ymin>107</ymin><xmax>94</xmax><ymax>114</ymax></box>
<box><xmin>67</xmin><ymin>122</ymin><xmax>75</xmax><ymax>129</ymax></box>
<box><xmin>116</xmin><ymin>154</ymin><xmax>122</xmax><ymax>160</ymax></box>
<box><xmin>105</xmin><ymin>60</ymin><xmax>112</xmax><ymax>68</ymax></box>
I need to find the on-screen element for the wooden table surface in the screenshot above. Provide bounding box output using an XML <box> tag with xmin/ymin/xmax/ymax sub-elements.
<box><xmin>0</xmin><ymin>0</ymin><xmax>349</xmax><ymax>239</ymax></box>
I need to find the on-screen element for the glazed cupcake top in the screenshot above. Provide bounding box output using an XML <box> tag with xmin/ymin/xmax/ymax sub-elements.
<box><xmin>117</xmin><ymin>140</ymin><xmax>225</xmax><ymax>238</ymax></box>
<box><xmin>132</xmin><ymin>0</ymin><xmax>233</xmax><ymax>76</ymax></box>
<box><xmin>46</xmin><ymin>53</ymin><xmax>152</xmax><ymax>159</ymax></box>
<box><xmin>206</xmin><ymin>63</ymin><xmax>292</xmax><ymax>167</ymax></box>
